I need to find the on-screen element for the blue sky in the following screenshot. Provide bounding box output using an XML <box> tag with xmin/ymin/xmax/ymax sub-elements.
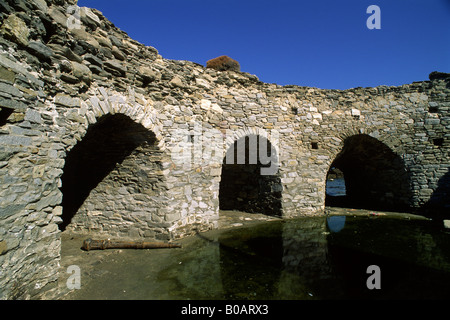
<box><xmin>77</xmin><ymin>0</ymin><xmax>450</xmax><ymax>90</ymax></box>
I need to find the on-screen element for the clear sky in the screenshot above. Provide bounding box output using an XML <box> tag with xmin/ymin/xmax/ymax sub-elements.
<box><xmin>77</xmin><ymin>0</ymin><xmax>450</xmax><ymax>90</ymax></box>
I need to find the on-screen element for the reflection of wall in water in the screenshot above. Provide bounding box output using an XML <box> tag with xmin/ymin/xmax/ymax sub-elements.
<box><xmin>277</xmin><ymin>218</ymin><xmax>332</xmax><ymax>298</ymax></box>
<box><xmin>416</xmin><ymin>230</ymin><xmax>450</xmax><ymax>272</ymax></box>
<box><xmin>218</xmin><ymin>224</ymin><xmax>284</xmax><ymax>299</ymax></box>
<box><xmin>165</xmin><ymin>237</ymin><xmax>224</xmax><ymax>299</ymax></box>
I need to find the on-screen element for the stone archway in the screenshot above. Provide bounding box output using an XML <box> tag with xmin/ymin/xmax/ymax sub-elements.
<box><xmin>325</xmin><ymin>134</ymin><xmax>411</xmax><ymax>211</ymax></box>
<box><xmin>60</xmin><ymin>113</ymin><xmax>168</xmax><ymax>239</ymax></box>
<box><xmin>219</xmin><ymin>134</ymin><xmax>282</xmax><ymax>216</ymax></box>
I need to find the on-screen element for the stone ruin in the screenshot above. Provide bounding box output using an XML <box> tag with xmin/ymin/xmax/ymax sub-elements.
<box><xmin>0</xmin><ymin>0</ymin><xmax>448</xmax><ymax>299</ymax></box>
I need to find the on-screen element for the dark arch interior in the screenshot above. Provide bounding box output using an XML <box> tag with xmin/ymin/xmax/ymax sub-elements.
<box><xmin>59</xmin><ymin>114</ymin><xmax>158</xmax><ymax>231</ymax></box>
<box><xmin>219</xmin><ymin>135</ymin><xmax>282</xmax><ymax>216</ymax></box>
<box><xmin>325</xmin><ymin>134</ymin><xmax>411</xmax><ymax>212</ymax></box>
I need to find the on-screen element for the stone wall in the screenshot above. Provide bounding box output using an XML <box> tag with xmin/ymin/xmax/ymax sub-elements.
<box><xmin>0</xmin><ymin>0</ymin><xmax>448</xmax><ymax>299</ymax></box>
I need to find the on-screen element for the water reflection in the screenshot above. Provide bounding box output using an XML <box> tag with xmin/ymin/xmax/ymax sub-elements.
<box><xmin>65</xmin><ymin>214</ymin><xmax>450</xmax><ymax>299</ymax></box>
<box><xmin>213</xmin><ymin>216</ymin><xmax>450</xmax><ymax>299</ymax></box>
<box><xmin>327</xmin><ymin>216</ymin><xmax>346</xmax><ymax>233</ymax></box>
<box><xmin>218</xmin><ymin>223</ymin><xmax>283</xmax><ymax>299</ymax></box>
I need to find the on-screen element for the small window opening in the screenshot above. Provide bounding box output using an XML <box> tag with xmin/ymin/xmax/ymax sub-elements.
<box><xmin>433</xmin><ymin>138</ymin><xmax>444</xmax><ymax>147</ymax></box>
<box><xmin>429</xmin><ymin>106</ymin><xmax>438</xmax><ymax>113</ymax></box>
<box><xmin>0</xmin><ymin>107</ymin><xmax>13</xmax><ymax>126</ymax></box>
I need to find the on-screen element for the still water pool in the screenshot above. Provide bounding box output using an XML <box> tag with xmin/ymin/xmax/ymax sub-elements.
<box><xmin>63</xmin><ymin>213</ymin><xmax>450</xmax><ymax>300</ymax></box>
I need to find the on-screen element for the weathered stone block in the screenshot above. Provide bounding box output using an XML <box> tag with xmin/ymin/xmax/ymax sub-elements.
<box><xmin>104</xmin><ymin>59</ymin><xmax>127</xmax><ymax>76</ymax></box>
<box><xmin>0</xmin><ymin>135</ymin><xmax>32</xmax><ymax>146</ymax></box>
<box><xmin>169</xmin><ymin>75</ymin><xmax>185</xmax><ymax>88</ymax></box>
<box><xmin>54</xmin><ymin>94</ymin><xmax>80</xmax><ymax>108</ymax></box>
<box><xmin>425</xmin><ymin>118</ymin><xmax>440</xmax><ymax>125</ymax></box>
<box><xmin>29</xmin><ymin>0</ymin><xmax>48</xmax><ymax>12</ymax></box>
<box><xmin>83</xmin><ymin>53</ymin><xmax>103</xmax><ymax>67</ymax></box>
<box><xmin>60</xmin><ymin>73</ymin><xmax>79</xmax><ymax>84</ymax></box>
<box><xmin>80</xmin><ymin>7</ymin><xmax>101</xmax><ymax>28</ymax></box>
<box><xmin>0</xmin><ymin>14</ymin><xmax>29</xmax><ymax>47</ymax></box>
<box><xmin>71</xmin><ymin>61</ymin><xmax>92</xmax><ymax>83</ymax></box>
<box><xmin>0</xmin><ymin>82</ymin><xmax>23</xmax><ymax>98</ymax></box>
<box><xmin>26</xmin><ymin>41</ymin><xmax>53</xmax><ymax>61</ymax></box>
<box><xmin>0</xmin><ymin>66</ymin><xmax>15</xmax><ymax>83</ymax></box>
<box><xmin>24</xmin><ymin>109</ymin><xmax>42</xmax><ymax>124</ymax></box>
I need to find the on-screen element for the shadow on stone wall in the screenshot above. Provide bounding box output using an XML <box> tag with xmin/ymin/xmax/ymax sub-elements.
<box><xmin>59</xmin><ymin>114</ymin><xmax>158</xmax><ymax>231</ymax></box>
<box><xmin>422</xmin><ymin>169</ymin><xmax>450</xmax><ymax>219</ymax></box>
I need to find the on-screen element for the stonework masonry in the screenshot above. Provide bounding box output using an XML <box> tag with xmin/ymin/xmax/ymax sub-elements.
<box><xmin>0</xmin><ymin>0</ymin><xmax>448</xmax><ymax>299</ymax></box>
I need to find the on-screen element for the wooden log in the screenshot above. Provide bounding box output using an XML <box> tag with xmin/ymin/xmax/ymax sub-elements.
<box><xmin>81</xmin><ymin>238</ymin><xmax>181</xmax><ymax>251</ymax></box>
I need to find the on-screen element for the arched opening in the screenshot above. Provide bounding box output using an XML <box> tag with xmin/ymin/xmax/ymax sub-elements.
<box><xmin>219</xmin><ymin>134</ymin><xmax>282</xmax><ymax>216</ymax></box>
<box><xmin>60</xmin><ymin>114</ymin><xmax>165</xmax><ymax>236</ymax></box>
<box><xmin>325</xmin><ymin>134</ymin><xmax>411</xmax><ymax>212</ymax></box>
<box><xmin>325</xmin><ymin>167</ymin><xmax>347</xmax><ymax>207</ymax></box>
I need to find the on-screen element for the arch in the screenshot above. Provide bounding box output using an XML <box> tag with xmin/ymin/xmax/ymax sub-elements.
<box><xmin>81</xmin><ymin>87</ymin><xmax>165</xmax><ymax>152</ymax></box>
<box><xmin>325</xmin><ymin>134</ymin><xmax>411</xmax><ymax>212</ymax></box>
<box><xmin>223</xmin><ymin>127</ymin><xmax>280</xmax><ymax>161</ymax></box>
<box><xmin>219</xmin><ymin>133</ymin><xmax>282</xmax><ymax>216</ymax></box>
<box><xmin>59</xmin><ymin>113</ymin><xmax>167</xmax><ymax>238</ymax></box>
